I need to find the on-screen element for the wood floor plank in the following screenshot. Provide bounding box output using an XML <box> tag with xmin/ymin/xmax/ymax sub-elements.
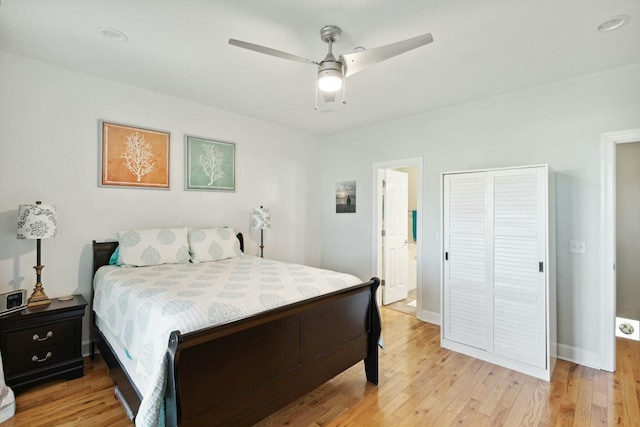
<box><xmin>593</xmin><ymin>369</ymin><xmax>610</xmax><ymax>408</ymax></box>
<box><xmin>564</xmin><ymin>363</ymin><xmax>583</xmax><ymax>404</ymax></box>
<box><xmin>502</xmin><ymin>376</ymin><xmax>548</xmax><ymax>426</ymax></box>
<box><xmin>590</xmin><ymin>403</ymin><xmax>609</xmax><ymax>427</ymax></box>
<box><xmin>4</xmin><ymin>309</ymin><xmax>640</xmax><ymax>426</ymax></box>
<box><xmin>617</xmin><ymin>338</ymin><xmax>640</xmax><ymax>426</ymax></box>
<box><xmin>538</xmin><ymin>395</ymin><xmax>575</xmax><ymax>427</ymax></box>
<box><xmin>573</xmin><ymin>365</ymin><xmax>595</xmax><ymax>426</ymax></box>
<box><xmin>476</xmin><ymin>365</ymin><xmax>511</xmax><ymax>417</ymax></box>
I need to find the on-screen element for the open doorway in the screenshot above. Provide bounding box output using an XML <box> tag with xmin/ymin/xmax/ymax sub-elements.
<box><xmin>373</xmin><ymin>158</ymin><xmax>423</xmax><ymax>318</ymax></box>
<box><xmin>614</xmin><ymin>142</ymin><xmax>640</xmax><ymax>342</ymax></box>
<box><xmin>601</xmin><ymin>128</ymin><xmax>640</xmax><ymax>372</ymax></box>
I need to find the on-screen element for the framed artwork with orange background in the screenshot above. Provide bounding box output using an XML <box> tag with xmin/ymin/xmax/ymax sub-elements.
<box><xmin>100</xmin><ymin>121</ymin><xmax>170</xmax><ymax>188</ymax></box>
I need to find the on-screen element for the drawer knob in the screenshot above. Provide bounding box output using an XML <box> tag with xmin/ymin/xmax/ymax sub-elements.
<box><xmin>33</xmin><ymin>331</ymin><xmax>54</xmax><ymax>341</ymax></box>
<box><xmin>32</xmin><ymin>352</ymin><xmax>53</xmax><ymax>363</ymax></box>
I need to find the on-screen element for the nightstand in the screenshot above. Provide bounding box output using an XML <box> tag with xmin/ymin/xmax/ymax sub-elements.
<box><xmin>0</xmin><ymin>294</ymin><xmax>87</xmax><ymax>391</ymax></box>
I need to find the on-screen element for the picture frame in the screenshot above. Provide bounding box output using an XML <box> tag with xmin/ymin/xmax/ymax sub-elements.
<box><xmin>185</xmin><ymin>135</ymin><xmax>236</xmax><ymax>192</ymax></box>
<box><xmin>336</xmin><ymin>181</ymin><xmax>356</xmax><ymax>213</ymax></box>
<box><xmin>100</xmin><ymin>121</ymin><xmax>170</xmax><ymax>189</ymax></box>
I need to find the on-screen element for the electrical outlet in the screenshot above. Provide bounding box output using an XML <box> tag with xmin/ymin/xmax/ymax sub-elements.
<box><xmin>569</xmin><ymin>240</ymin><xmax>586</xmax><ymax>253</ymax></box>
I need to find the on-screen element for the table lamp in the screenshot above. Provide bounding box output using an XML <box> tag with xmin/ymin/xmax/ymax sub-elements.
<box><xmin>251</xmin><ymin>206</ymin><xmax>271</xmax><ymax>258</ymax></box>
<box><xmin>17</xmin><ymin>201</ymin><xmax>58</xmax><ymax>307</ymax></box>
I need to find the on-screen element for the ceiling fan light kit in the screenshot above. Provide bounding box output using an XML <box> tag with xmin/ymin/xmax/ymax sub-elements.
<box><xmin>229</xmin><ymin>25</ymin><xmax>433</xmax><ymax>108</ymax></box>
<box><xmin>317</xmin><ymin>67</ymin><xmax>343</xmax><ymax>92</ymax></box>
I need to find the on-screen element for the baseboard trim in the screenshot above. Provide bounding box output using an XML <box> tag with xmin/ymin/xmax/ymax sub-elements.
<box><xmin>409</xmin><ymin>321</ymin><xmax>603</xmax><ymax>371</ymax></box>
<box><xmin>557</xmin><ymin>343</ymin><xmax>601</xmax><ymax>369</ymax></box>
<box><xmin>419</xmin><ymin>309</ymin><xmax>440</xmax><ymax>325</ymax></box>
<box><xmin>82</xmin><ymin>340</ymin><xmax>93</xmax><ymax>358</ymax></box>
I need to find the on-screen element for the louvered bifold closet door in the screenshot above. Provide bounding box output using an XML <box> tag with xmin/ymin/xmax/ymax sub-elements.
<box><xmin>443</xmin><ymin>172</ymin><xmax>488</xmax><ymax>350</ymax></box>
<box><xmin>491</xmin><ymin>167</ymin><xmax>546</xmax><ymax>369</ymax></box>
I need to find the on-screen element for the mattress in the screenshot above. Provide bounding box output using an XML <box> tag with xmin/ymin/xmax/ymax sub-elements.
<box><xmin>95</xmin><ymin>316</ymin><xmax>147</xmax><ymax>398</ymax></box>
<box><xmin>93</xmin><ymin>255</ymin><xmax>362</xmax><ymax>427</ymax></box>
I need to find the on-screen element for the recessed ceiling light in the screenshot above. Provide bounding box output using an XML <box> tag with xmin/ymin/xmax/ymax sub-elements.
<box><xmin>597</xmin><ymin>15</ymin><xmax>631</xmax><ymax>32</ymax></box>
<box><xmin>97</xmin><ymin>27</ymin><xmax>128</xmax><ymax>42</ymax></box>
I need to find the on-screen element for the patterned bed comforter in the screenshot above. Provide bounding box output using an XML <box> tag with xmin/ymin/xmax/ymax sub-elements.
<box><xmin>92</xmin><ymin>255</ymin><xmax>362</xmax><ymax>427</ymax></box>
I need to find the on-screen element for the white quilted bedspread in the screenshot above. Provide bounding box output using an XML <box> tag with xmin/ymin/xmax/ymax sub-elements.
<box><xmin>93</xmin><ymin>255</ymin><xmax>362</xmax><ymax>427</ymax></box>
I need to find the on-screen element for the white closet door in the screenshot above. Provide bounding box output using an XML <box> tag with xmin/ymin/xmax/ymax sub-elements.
<box><xmin>443</xmin><ymin>172</ymin><xmax>488</xmax><ymax>350</ymax></box>
<box><xmin>491</xmin><ymin>167</ymin><xmax>546</xmax><ymax>368</ymax></box>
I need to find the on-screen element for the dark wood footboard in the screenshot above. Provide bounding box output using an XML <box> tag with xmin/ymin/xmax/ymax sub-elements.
<box><xmin>166</xmin><ymin>278</ymin><xmax>380</xmax><ymax>426</ymax></box>
<box><xmin>91</xmin><ymin>238</ymin><xmax>381</xmax><ymax>426</ymax></box>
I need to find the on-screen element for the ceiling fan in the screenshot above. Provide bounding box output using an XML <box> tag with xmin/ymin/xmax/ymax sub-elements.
<box><xmin>229</xmin><ymin>25</ymin><xmax>433</xmax><ymax>107</ymax></box>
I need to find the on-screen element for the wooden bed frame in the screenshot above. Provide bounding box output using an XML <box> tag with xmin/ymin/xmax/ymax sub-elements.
<box><xmin>90</xmin><ymin>233</ymin><xmax>381</xmax><ymax>426</ymax></box>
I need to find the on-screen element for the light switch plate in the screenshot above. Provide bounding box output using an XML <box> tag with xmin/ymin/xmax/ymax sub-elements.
<box><xmin>569</xmin><ymin>240</ymin><xmax>586</xmax><ymax>253</ymax></box>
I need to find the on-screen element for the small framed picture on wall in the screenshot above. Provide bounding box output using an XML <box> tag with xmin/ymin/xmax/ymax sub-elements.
<box><xmin>336</xmin><ymin>181</ymin><xmax>356</xmax><ymax>213</ymax></box>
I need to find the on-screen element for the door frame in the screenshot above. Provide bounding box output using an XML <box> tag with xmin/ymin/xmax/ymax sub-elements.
<box><xmin>373</xmin><ymin>157</ymin><xmax>423</xmax><ymax>316</ymax></box>
<box><xmin>600</xmin><ymin>128</ymin><xmax>640</xmax><ymax>372</ymax></box>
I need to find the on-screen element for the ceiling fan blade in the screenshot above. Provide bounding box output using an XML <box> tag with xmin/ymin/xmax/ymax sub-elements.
<box><xmin>228</xmin><ymin>39</ymin><xmax>317</xmax><ymax>65</ymax></box>
<box><xmin>322</xmin><ymin>91</ymin><xmax>336</xmax><ymax>103</ymax></box>
<box><xmin>340</xmin><ymin>33</ymin><xmax>433</xmax><ymax>77</ymax></box>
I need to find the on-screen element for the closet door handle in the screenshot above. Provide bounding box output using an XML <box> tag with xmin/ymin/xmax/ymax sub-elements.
<box><xmin>445</xmin><ymin>252</ymin><xmax>449</xmax><ymax>261</ymax></box>
<box><xmin>539</xmin><ymin>261</ymin><xmax>544</xmax><ymax>273</ymax></box>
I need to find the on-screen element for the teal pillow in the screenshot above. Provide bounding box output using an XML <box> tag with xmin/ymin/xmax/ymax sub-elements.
<box><xmin>109</xmin><ymin>246</ymin><xmax>120</xmax><ymax>265</ymax></box>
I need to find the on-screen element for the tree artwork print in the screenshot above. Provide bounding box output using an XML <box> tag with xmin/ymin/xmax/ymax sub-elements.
<box><xmin>101</xmin><ymin>121</ymin><xmax>170</xmax><ymax>188</ymax></box>
<box><xmin>185</xmin><ymin>135</ymin><xmax>235</xmax><ymax>191</ymax></box>
<box><xmin>121</xmin><ymin>132</ymin><xmax>155</xmax><ymax>182</ymax></box>
<box><xmin>200</xmin><ymin>144</ymin><xmax>224</xmax><ymax>185</ymax></box>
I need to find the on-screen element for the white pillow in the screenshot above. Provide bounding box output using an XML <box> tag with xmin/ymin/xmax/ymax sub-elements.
<box><xmin>188</xmin><ymin>227</ymin><xmax>243</xmax><ymax>263</ymax></box>
<box><xmin>117</xmin><ymin>228</ymin><xmax>190</xmax><ymax>267</ymax></box>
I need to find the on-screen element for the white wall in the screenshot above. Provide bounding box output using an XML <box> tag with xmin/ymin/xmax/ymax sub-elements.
<box><xmin>0</xmin><ymin>52</ymin><xmax>323</xmax><ymax>347</ymax></box>
<box><xmin>616</xmin><ymin>141</ymin><xmax>640</xmax><ymax>319</ymax></box>
<box><xmin>321</xmin><ymin>63</ymin><xmax>640</xmax><ymax>366</ymax></box>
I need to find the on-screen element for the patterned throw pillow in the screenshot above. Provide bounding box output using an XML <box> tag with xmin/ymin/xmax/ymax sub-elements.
<box><xmin>117</xmin><ymin>228</ymin><xmax>190</xmax><ymax>267</ymax></box>
<box><xmin>188</xmin><ymin>227</ymin><xmax>243</xmax><ymax>263</ymax></box>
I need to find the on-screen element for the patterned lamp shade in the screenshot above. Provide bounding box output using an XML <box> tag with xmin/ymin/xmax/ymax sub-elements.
<box><xmin>17</xmin><ymin>202</ymin><xmax>58</xmax><ymax>239</ymax></box>
<box><xmin>251</xmin><ymin>206</ymin><xmax>271</xmax><ymax>230</ymax></box>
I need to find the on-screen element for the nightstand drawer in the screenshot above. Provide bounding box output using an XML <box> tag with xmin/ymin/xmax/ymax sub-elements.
<box><xmin>4</xmin><ymin>343</ymin><xmax>76</xmax><ymax>376</ymax></box>
<box><xmin>6</xmin><ymin>320</ymin><xmax>74</xmax><ymax>353</ymax></box>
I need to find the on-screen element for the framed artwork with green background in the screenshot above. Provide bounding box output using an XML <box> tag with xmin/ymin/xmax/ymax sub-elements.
<box><xmin>185</xmin><ymin>135</ymin><xmax>235</xmax><ymax>191</ymax></box>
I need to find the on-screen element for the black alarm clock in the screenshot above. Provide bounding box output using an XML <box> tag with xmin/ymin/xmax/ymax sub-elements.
<box><xmin>0</xmin><ymin>289</ymin><xmax>27</xmax><ymax>316</ymax></box>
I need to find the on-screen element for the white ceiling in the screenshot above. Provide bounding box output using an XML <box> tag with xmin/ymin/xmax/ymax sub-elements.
<box><xmin>1</xmin><ymin>0</ymin><xmax>639</xmax><ymax>136</ymax></box>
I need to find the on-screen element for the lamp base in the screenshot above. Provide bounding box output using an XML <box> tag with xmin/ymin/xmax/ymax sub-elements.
<box><xmin>28</xmin><ymin>273</ymin><xmax>51</xmax><ymax>307</ymax></box>
<box><xmin>259</xmin><ymin>229</ymin><xmax>264</xmax><ymax>258</ymax></box>
<box><xmin>28</xmin><ymin>298</ymin><xmax>51</xmax><ymax>308</ymax></box>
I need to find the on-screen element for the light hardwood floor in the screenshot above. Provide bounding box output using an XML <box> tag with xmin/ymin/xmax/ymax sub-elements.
<box><xmin>4</xmin><ymin>308</ymin><xmax>640</xmax><ymax>426</ymax></box>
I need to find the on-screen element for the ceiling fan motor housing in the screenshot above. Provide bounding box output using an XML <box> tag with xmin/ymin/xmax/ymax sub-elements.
<box><xmin>320</xmin><ymin>25</ymin><xmax>341</xmax><ymax>44</ymax></box>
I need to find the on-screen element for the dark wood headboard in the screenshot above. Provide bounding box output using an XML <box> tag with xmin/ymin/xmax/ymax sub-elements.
<box><xmin>92</xmin><ymin>240</ymin><xmax>119</xmax><ymax>275</ymax></box>
<box><xmin>92</xmin><ymin>232</ymin><xmax>245</xmax><ymax>275</ymax></box>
